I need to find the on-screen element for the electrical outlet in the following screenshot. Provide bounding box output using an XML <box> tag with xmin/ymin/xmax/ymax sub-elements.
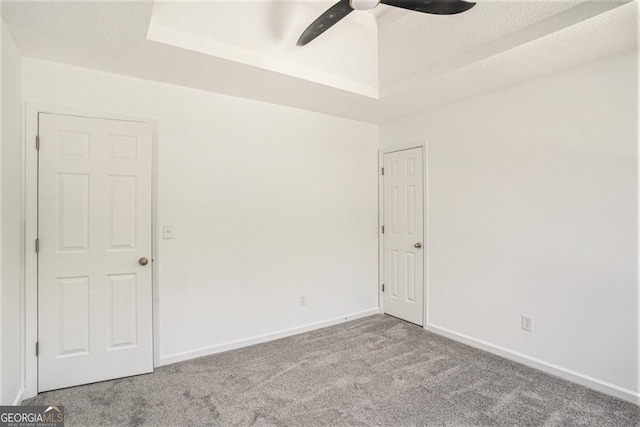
<box><xmin>163</xmin><ymin>225</ymin><xmax>174</xmax><ymax>240</ymax></box>
<box><xmin>521</xmin><ymin>314</ymin><xmax>533</xmax><ymax>332</ymax></box>
<box><xmin>300</xmin><ymin>294</ymin><xmax>307</xmax><ymax>307</ymax></box>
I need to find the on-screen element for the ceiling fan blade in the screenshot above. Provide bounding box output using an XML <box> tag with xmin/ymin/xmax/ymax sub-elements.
<box><xmin>297</xmin><ymin>0</ymin><xmax>353</xmax><ymax>46</ymax></box>
<box><xmin>380</xmin><ymin>0</ymin><xmax>475</xmax><ymax>15</ymax></box>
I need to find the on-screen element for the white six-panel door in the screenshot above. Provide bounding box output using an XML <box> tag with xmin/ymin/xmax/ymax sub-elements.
<box><xmin>38</xmin><ymin>113</ymin><xmax>153</xmax><ymax>392</ymax></box>
<box><xmin>383</xmin><ymin>148</ymin><xmax>424</xmax><ymax>326</ymax></box>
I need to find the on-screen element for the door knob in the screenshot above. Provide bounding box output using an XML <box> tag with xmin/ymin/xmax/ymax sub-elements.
<box><xmin>414</xmin><ymin>242</ymin><xmax>422</xmax><ymax>249</ymax></box>
<box><xmin>139</xmin><ymin>257</ymin><xmax>149</xmax><ymax>266</ymax></box>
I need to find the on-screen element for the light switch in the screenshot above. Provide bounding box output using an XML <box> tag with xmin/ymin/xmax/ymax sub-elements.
<box><xmin>163</xmin><ymin>225</ymin><xmax>174</xmax><ymax>239</ymax></box>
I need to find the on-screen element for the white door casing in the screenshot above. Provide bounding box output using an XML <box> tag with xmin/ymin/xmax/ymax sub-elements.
<box><xmin>383</xmin><ymin>147</ymin><xmax>424</xmax><ymax>326</ymax></box>
<box><xmin>38</xmin><ymin>113</ymin><xmax>153</xmax><ymax>392</ymax></box>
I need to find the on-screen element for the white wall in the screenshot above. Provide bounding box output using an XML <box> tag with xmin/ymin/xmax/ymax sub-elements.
<box><xmin>1</xmin><ymin>19</ymin><xmax>24</xmax><ymax>405</ymax></box>
<box><xmin>22</xmin><ymin>59</ymin><xmax>379</xmax><ymax>366</ymax></box>
<box><xmin>381</xmin><ymin>51</ymin><xmax>639</xmax><ymax>401</ymax></box>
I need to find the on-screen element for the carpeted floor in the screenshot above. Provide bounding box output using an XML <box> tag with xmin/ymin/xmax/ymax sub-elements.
<box><xmin>24</xmin><ymin>314</ymin><xmax>640</xmax><ymax>426</ymax></box>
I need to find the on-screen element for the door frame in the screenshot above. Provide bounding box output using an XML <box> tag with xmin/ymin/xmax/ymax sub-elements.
<box><xmin>24</xmin><ymin>102</ymin><xmax>160</xmax><ymax>398</ymax></box>
<box><xmin>378</xmin><ymin>140</ymin><xmax>429</xmax><ymax>329</ymax></box>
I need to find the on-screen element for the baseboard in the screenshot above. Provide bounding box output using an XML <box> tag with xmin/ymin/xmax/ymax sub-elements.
<box><xmin>428</xmin><ymin>323</ymin><xmax>640</xmax><ymax>406</ymax></box>
<box><xmin>159</xmin><ymin>308</ymin><xmax>380</xmax><ymax>366</ymax></box>
<box><xmin>11</xmin><ymin>387</ymin><xmax>24</xmax><ymax>406</ymax></box>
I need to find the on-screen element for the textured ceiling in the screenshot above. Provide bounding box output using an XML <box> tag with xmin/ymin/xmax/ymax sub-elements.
<box><xmin>1</xmin><ymin>0</ymin><xmax>637</xmax><ymax>123</ymax></box>
<box><xmin>378</xmin><ymin>0</ymin><xmax>581</xmax><ymax>87</ymax></box>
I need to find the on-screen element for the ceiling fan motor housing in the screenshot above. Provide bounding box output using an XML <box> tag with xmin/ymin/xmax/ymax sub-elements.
<box><xmin>349</xmin><ymin>0</ymin><xmax>380</xmax><ymax>10</ymax></box>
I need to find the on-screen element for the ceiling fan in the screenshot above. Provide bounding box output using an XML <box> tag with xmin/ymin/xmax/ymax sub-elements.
<box><xmin>297</xmin><ymin>0</ymin><xmax>476</xmax><ymax>46</ymax></box>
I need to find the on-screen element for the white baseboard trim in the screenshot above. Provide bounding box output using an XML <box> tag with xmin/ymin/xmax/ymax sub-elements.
<box><xmin>428</xmin><ymin>323</ymin><xmax>640</xmax><ymax>406</ymax></box>
<box><xmin>11</xmin><ymin>387</ymin><xmax>25</xmax><ymax>406</ymax></box>
<box><xmin>159</xmin><ymin>308</ymin><xmax>380</xmax><ymax>366</ymax></box>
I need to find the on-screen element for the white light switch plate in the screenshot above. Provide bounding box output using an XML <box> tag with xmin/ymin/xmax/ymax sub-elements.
<box><xmin>163</xmin><ymin>225</ymin><xmax>174</xmax><ymax>239</ymax></box>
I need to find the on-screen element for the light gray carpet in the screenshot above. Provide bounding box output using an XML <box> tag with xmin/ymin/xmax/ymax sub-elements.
<box><xmin>24</xmin><ymin>314</ymin><xmax>640</xmax><ymax>426</ymax></box>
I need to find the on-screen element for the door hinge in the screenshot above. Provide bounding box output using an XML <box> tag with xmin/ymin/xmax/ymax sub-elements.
<box><xmin>35</xmin><ymin>238</ymin><xmax>39</xmax><ymax>253</ymax></box>
<box><xmin>36</xmin><ymin>135</ymin><xmax>40</xmax><ymax>150</ymax></box>
<box><xmin>381</xmin><ymin>167</ymin><xmax>384</xmax><ymax>175</ymax></box>
<box><xmin>381</xmin><ymin>225</ymin><xmax>384</xmax><ymax>234</ymax></box>
<box><xmin>382</xmin><ymin>284</ymin><xmax>385</xmax><ymax>292</ymax></box>
<box><xmin>35</xmin><ymin>342</ymin><xmax>39</xmax><ymax>357</ymax></box>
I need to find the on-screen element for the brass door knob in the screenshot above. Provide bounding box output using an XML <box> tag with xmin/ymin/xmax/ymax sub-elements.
<box><xmin>139</xmin><ymin>257</ymin><xmax>149</xmax><ymax>266</ymax></box>
<box><xmin>414</xmin><ymin>243</ymin><xmax>422</xmax><ymax>249</ymax></box>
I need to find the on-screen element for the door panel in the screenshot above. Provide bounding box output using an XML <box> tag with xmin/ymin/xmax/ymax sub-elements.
<box><xmin>58</xmin><ymin>276</ymin><xmax>90</xmax><ymax>356</ymax></box>
<box><xmin>107</xmin><ymin>273</ymin><xmax>138</xmax><ymax>349</ymax></box>
<box><xmin>383</xmin><ymin>148</ymin><xmax>424</xmax><ymax>325</ymax></box>
<box><xmin>38</xmin><ymin>113</ymin><xmax>153</xmax><ymax>392</ymax></box>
